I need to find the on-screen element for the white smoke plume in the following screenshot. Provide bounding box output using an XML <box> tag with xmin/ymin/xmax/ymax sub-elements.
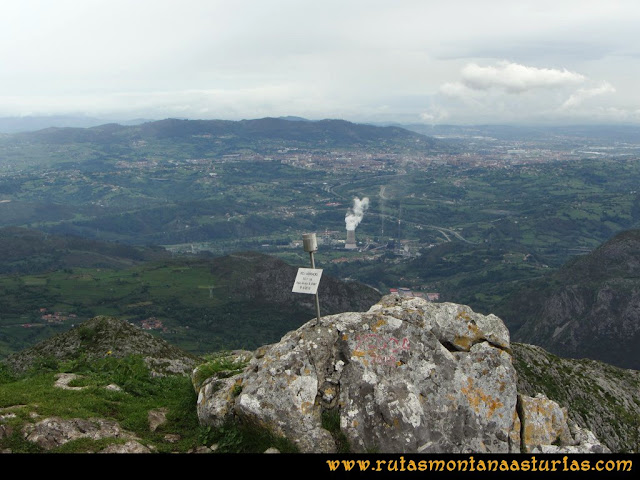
<box><xmin>345</xmin><ymin>197</ymin><xmax>369</xmax><ymax>231</ymax></box>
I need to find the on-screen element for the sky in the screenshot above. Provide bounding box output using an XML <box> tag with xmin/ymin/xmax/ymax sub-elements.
<box><xmin>1</xmin><ymin>0</ymin><xmax>640</xmax><ymax>125</ymax></box>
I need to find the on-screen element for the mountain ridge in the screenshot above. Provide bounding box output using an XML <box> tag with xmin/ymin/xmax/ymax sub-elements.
<box><xmin>3</xmin><ymin>315</ymin><xmax>200</xmax><ymax>376</ymax></box>
<box><xmin>8</xmin><ymin>117</ymin><xmax>448</xmax><ymax>153</ymax></box>
<box><xmin>497</xmin><ymin>228</ymin><xmax>640</xmax><ymax>369</ymax></box>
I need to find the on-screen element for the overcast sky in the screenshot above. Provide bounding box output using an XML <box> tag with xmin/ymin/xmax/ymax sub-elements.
<box><xmin>2</xmin><ymin>0</ymin><xmax>639</xmax><ymax>125</ymax></box>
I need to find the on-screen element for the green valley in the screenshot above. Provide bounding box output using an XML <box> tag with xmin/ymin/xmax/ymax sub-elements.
<box><xmin>2</xmin><ymin>119</ymin><xmax>640</xmax><ymax>359</ymax></box>
<box><xmin>0</xmin><ymin>240</ymin><xmax>380</xmax><ymax>357</ymax></box>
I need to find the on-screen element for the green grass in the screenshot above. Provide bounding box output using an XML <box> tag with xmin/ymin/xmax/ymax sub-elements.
<box><xmin>0</xmin><ymin>354</ymin><xmax>295</xmax><ymax>454</ymax></box>
<box><xmin>198</xmin><ymin>419</ymin><xmax>299</xmax><ymax>454</ymax></box>
<box><xmin>191</xmin><ymin>351</ymin><xmax>249</xmax><ymax>390</ymax></box>
<box><xmin>321</xmin><ymin>409</ymin><xmax>351</xmax><ymax>453</ymax></box>
<box><xmin>0</xmin><ymin>252</ymin><xmax>332</xmax><ymax>358</ymax></box>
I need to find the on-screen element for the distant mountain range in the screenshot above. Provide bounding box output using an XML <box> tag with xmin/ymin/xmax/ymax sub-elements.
<box><xmin>3</xmin><ymin>115</ymin><xmax>640</xmax><ymax>373</ymax></box>
<box><xmin>378</xmin><ymin>122</ymin><xmax>640</xmax><ymax>144</ymax></box>
<box><xmin>6</xmin><ymin>115</ymin><xmax>640</xmax><ymax>153</ymax></box>
<box><xmin>4</xmin><ymin>117</ymin><xmax>448</xmax><ymax>154</ymax></box>
<box><xmin>0</xmin><ymin>115</ymin><xmax>152</xmax><ymax>134</ymax></box>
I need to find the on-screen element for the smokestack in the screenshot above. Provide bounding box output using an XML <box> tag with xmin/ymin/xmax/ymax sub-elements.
<box><xmin>344</xmin><ymin>197</ymin><xmax>369</xmax><ymax>250</ymax></box>
<box><xmin>345</xmin><ymin>229</ymin><xmax>357</xmax><ymax>249</ymax></box>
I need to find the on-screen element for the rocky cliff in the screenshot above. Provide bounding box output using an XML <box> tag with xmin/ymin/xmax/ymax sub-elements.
<box><xmin>194</xmin><ymin>295</ymin><xmax>612</xmax><ymax>453</ymax></box>
<box><xmin>229</xmin><ymin>251</ymin><xmax>382</xmax><ymax>315</ymax></box>
<box><xmin>498</xmin><ymin>229</ymin><xmax>640</xmax><ymax>370</ymax></box>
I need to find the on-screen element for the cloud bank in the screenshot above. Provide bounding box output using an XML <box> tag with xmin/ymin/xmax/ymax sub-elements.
<box><xmin>459</xmin><ymin>61</ymin><xmax>586</xmax><ymax>93</ymax></box>
<box><xmin>561</xmin><ymin>82</ymin><xmax>616</xmax><ymax>109</ymax></box>
<box><xmin>432</xmin><ymin>60</ymin><xmax>623</xmax><ymax>124</ymax></box>
<box><xmin>1</xmin><ymin>1</ymin><xmax>639</xmax><ymax>125</ymax></box>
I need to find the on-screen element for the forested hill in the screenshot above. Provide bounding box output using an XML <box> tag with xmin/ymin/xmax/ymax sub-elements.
<box><xmin>0</xmin><ymin>226</ymin><xmax>169</xmax><ymax>274</ymax></box>
<box><xmin>0</xmin><ymin>230</ymin><xmax>381</xmax><ymax>357</ymax></box>
<box><xmin>9</xmin><ymin>117</ymin><xmax>448</xmax><ymax>153</ymax></box>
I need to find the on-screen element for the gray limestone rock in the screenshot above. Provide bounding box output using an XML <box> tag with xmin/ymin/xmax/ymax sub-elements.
<box><xmin>99</xmin><ymin>441</ymin><xmax>152</xmax><ymax>453</ymax></box>
<box><xmin>521</xmin><ymin>393</ymin><xmax>611</xmax><ymax>453</ymax></box>
<box><xmin>22</xmin><ymin>416</ymin><xmax>138</xmax><ymax>450</ymax></box>
<box><xmin>148</xmin><ymin>408</ymin><xmax>169</xmax><ymax>432</ymax></box>
<box><xmin>194</xmin><ymin>295</ymin><xmax>610</xmax><ymax>454</ymax></box>
<box><xmin>512</xmin><ymin>342</ymin><xmax>640</xmax><ymax>453</ymax></box>
<box><xmin>53</xmin><ymin>373</ymin><xmax>86</xmax><ymax>391</ymax></box>
<box><xmin>196</xmin><ymin>296</ymin><xmax>518</xmax><ymax>453</ymax></box>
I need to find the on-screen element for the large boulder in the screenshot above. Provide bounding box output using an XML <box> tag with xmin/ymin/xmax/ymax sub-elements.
<box><xmin>520</xmin><ymin>393</ymin><xmax>609</xmax><ymax>454</ymax></box>
<box><xmin>512</xmin><ymin>342</ymin><xmax>638</xmax><ymax>453</ymax></box>
<box><xmin>194</xmin><ymin>295</ymin><xmax>608</xmax><ymax>453</ymax></box>
<box><xmin>21</xmin><ymin>417</ymin><xmax>139</xmax><ymax>451</ymax></box>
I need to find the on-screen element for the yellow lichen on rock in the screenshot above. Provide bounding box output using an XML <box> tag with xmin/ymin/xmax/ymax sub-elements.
<box><xmin>519</xmin><ymin>394</ymin><xmax>573</xmax><ymax>449</ymax></box>
<box><xmin>371</xmin><ymin>317</ymin><xmax>387</xmax><ymax>332</ymax></box>
<box><xmin>461</xmin><ymin>378</ymin><xmax>504</xmax><ymax>418</ymax></box>
<box><xmin>453</xmin><ymin>335</ymin><xmax>473</xmax><ymax>350</ymax></box>
<box><xmin>301</xmin><ymin>401</ymin><xmax>313</xmax><ymax>415</ymax></box>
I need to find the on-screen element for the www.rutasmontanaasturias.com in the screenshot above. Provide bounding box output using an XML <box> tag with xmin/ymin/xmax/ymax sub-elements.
<box><xmin>325</xmin><ymin>456</ymin><xmax>633</xmax><ymax>473</ymax></box>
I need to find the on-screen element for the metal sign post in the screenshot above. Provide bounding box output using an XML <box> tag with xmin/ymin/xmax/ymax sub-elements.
<box><xmin>302</xmin><ymin>232</ymin><xmax>321</xmax><ymax>322</ymax></box>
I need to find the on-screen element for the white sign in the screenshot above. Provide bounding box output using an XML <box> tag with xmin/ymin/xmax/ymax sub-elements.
<box><xmin>292</xmin><ymin>268</ymin><xmax>323</xmax><ymax>294</ymax></box>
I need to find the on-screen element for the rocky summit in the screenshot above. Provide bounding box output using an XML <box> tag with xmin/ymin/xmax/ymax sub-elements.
<box><xmin>5</xmin><ymin>316</ymin><xmax>199</xmax><ymax>377</ymax></box>
<box><xmin>194</xmin><ymin>295</ymin><xmax>609</xmax><ymax>453</ymax></box>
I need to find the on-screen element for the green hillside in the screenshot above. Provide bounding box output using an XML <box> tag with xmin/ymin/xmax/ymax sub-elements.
<box><xmin>0</xmin><ymin>226</ymin><xmax>169</xmax><ymax>274</ymax></box>
<box><xmin>0</xmin><ymin>238</ymin><xmax>380</xmax><ymax>358</ymax></box>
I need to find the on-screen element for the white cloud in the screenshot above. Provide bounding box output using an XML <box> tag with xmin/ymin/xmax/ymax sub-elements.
<box><xmin>561</xmin><ymin>82</ymin><xmax>616</xmax><ymax>109</ymax></box>
<box><xmin>426</xmin><ymin>60</ymin><xmax>630</xmax><ymax>125</ymax></box>
<box><xmin>1</xmin><ymin>1</ymin><xmax>639</xmax><ymax>124</ymax></box>
<box><xmin>439</xmin><ymin>82</ymin><xmax>476</xmax><ymax>99</ymax></box>
<box><xmin>460</xmin><ymin>61</ymin><xmax>586</xmax><ymax>93</ymax></box>
<box><xmin>419</xmin><ymin>108</ymin><xmax>450</xmax><ymax>125</ymax></box>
